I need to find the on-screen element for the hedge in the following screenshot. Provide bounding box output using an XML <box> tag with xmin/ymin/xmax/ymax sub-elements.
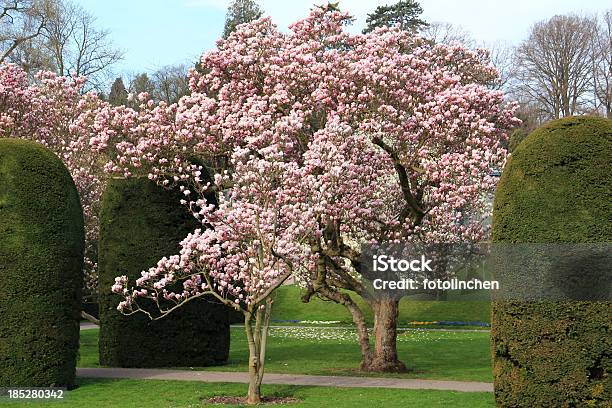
<box><xmin>491</xmin><ymin>116</ymin><xmax>611</xmax><ymax>407</ymax></box>
<box><xmin>507</xmin><ymin>128</ymin><xmax>529</xmax><ymax>153</ymax></box>
<box><xmin>0</xmin><ymin>138</ymin><xmax>84</xmax><ymax>388</ymax></box>
<box><xmin>98</xmin><ymin>177</ymin><xmax>230</xmax><ymax>367</ymax></box>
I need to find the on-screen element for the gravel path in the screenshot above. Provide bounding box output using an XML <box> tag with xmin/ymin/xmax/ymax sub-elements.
<box><xmin>77</xmin><ymin>367</ymin><xmax>493</xmax><ymax>392</ymax></box>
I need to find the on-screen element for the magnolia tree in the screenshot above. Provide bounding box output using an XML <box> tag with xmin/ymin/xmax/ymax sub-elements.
<box><xmin>110</xmin><ymin>153</ymin><xmax>313</xmax><ymax>403</ymax></box>
<box><xmin>0</xmin><ymin>63</ymin><xmax>104</xmax><ymax>298</ymax></box>
<box><xmin>97</xmin><ymin>5</ymin><xmax>518</xmax><ymax>400</ymax></box>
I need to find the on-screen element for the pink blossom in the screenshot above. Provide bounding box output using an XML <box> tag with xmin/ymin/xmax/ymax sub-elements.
<box><xmin>91</xmin><ymin>7</ymin><xmax>520</xmax><ymax>315</ymax></box>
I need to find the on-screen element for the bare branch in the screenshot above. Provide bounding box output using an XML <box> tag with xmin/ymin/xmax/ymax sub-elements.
<box><xmin>512</xmin><ymin>14</ymin><xmax>598</xmax><ymax>119</ymax></box>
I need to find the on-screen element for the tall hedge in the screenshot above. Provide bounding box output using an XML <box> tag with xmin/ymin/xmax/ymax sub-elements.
<box><xmin>0</xmin><ymin>138</ymin><xmax>84</xmax><ymax>388</ymax></box>
<box><xmin>507</xmin><ymin>128</ymin><xmax>528</xmax><ymax>153</ymax></box>
<box><xmin>98</xmin><ymin>177</ymin><xmax>230</xmax><ymax>367</ymax></box>
<box><xmin>491</xmin><ymin>116</ymin><xmax>611</xmax><ymax>407</ymax></box>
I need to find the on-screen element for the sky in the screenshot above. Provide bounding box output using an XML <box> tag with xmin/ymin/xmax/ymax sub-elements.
<box><xmin>75</xmin><ymin>0</ymin><xmax>611</xmax><ymax>79</ymax></box>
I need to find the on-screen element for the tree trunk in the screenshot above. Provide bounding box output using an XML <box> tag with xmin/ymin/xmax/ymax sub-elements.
<box><xmin>315</xmin><ymin>286</ymin><xmax>373</xmax><ymax>368</ymax></box>
<box><xmin>246</xmin><ymin>359</ymin><xmax>262</xmax><ymax>405</ymax></box>
<box><xmin>348</xmin><ymin>299</ymin><xmax>374</xmax><ymax>370</ymax></box>
<box><xmin>365</xmin><ymin>298</ymin><xmax>407</xmax><ymax>372</ymax></box>
<box><xmin>80</xmin><ymin>310</ymin><xmax>99</xmax><ymax>325</ymax></box>
<box><xmin>243</xmin><ymin>299</ymin><xmax>272</xmax><ymax>404</ymax></box>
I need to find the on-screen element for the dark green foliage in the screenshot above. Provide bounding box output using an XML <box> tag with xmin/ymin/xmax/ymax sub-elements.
<box><xmin>363</xmin><ymin>0</ymin><xmax>427</xmax><ymax>34</ymax></box>
<box><xmin>0</xmin><ymin>138</ymin><xmax>84</xmax><ymax>388</ymax></box>
<box><xmin>222</xmin><ymin>0</ymin><xmax>263</xmax><ymax>39</ymax></box>
<box><xmin>491</xmin><ymin>116</ymin><xmax>611</xmax><ymax>407</ymax></box>
<box><xmin>129</xmin><ymin>73</ymin><xmax>156</xmax><ymax>98</ymax></box>
<box><xmin>127</xmin><ymin>68</ymin><xmax>190</xmax><ymax>106</ymax></box>
<box><xmin>507</xmin><ymin>128</ymin><xmax>528</xmax><ymax>153</ymax></box>
<box><xmin>98</xmin><ymin>177</ymin><xmax>229</xmax><ymax>368</ymax></box>
<box><xmin>493</xmin><ymin>116</ymin><xmax>611</xmax><ymax>242</ymax></box>
<box><xmin>108</xmin><ymin>77</ymin><xmax>128</xmax><ymax>107</ymax></box>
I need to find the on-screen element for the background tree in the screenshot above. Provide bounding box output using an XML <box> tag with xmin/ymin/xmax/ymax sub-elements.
<box><xmin>592</xmin><ymin>10</ymin><xmax>611</xmax><ymax>118</ymax></box>
<box><xmin>363</xmin><ymin>0</ymin><xmax>427</xmax><ymax>34</ymax></box>
<box><xmin>44</xmin><ymin>1</ymin><xmax>123</xmax><ymax>90</ymax></box>
<box><xmin>124</xmin><ymin>66</ymin><xmax>190</xmax><ymax>106</ymax></box>
<box><xmin>124</xmin><ymin>72</ymin><xmax>154</xmax><ymax>109</ymax></box>
<box><xmin>485</xmin><ymin>41</ymin><xmax>516</xmax><ymax>91</ymax></box>
<box><xmin>6</xmin><ymin>31</ymin><xmax>53</xmax><ymax>77</ymax></box>
<box><xmin>513</xmin><ymin>14</ymin><xmax>597</xmax><ymax>119</ymax></box>
<box><xmin>3</xmin><ymin>0</ymin><xmax>122</xmax><ymax>90</ymax></box>
<box><xmin>151</xmin><ymin>64</ymin><xmax>190</xmax><ymax>104</ymax></box>
<box><xmin>128</xmin><ymin>72</ymin><xmax>154</xmax><ymax>94</ymax></box>
<box><xmin>419</xmin><ymin>21</ymin><xmax>473</xmax><ymax>47</ymax></box>
<box><xmin>510</xmin><ymin>100</ymin><xmax>547</xmax><ymax>134</ymax></box>
<box><xmin>108</xmin><ymin>77</ymin><xmax>127</xmax><ymax>106</ymax></box>
<box><xmin>0</xmin><ymin>0</ymin><xmax>55</xmax><ymax>64</ymax></box>
<box><xmin>222</xmin><ymin>0</ymin><xmax>262</xmax><ymax>39</ymax></box>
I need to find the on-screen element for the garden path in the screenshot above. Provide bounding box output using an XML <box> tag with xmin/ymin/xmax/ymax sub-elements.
<box><xmin>77</xmin><ymin>368</ymin><xmax>493</xmax><ymax>392</ymax></box>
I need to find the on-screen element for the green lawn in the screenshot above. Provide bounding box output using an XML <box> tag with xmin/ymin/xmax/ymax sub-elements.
<box><xmin>270</xmin><ymin>285</ymin><xmax>491</xmax><ymax>327</ymax></box>
<box><xmin>79</xmin><ymin>327</ymin><xmax>493</xmax><ymax>382</ymax></box>
<box><xmin>72</xmin><ymin>286</ymin><xmax>493</xmax><ymax>406</ymax></box>
<box><xmin>0</xmin><ymin>378</ymin><xmax>495</xmax><ymax>407</ymax></box>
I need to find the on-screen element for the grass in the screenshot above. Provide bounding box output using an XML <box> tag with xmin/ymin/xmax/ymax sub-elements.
<box><xmin>71</xmin><ymin>285</ymin><xmax>493</xmax><ymax>406</ymax></box>
<box><xmin>0</xmin><ymin>378</ymin><xmax>495</xmax><ymax>407</ymax></box>
<box><xmin>270</xmin><ymin>285</ymin><xmax>491</xmax><ymax>327</ymax></box>
<box><xmin>77</xmin><ymin>329</ymin><xmax>100</xmax><ymax>369</ymax></box>
<box><xmin>79</xmin><ymin>327</ymin><xmax>493</xmax><ymax>382</ymax></box>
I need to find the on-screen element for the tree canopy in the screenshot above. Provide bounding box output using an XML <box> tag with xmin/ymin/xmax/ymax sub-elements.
<box><xmin>222</xmin><ymin>0</ymin><xmax>263</xmax><ymax>39</ymax></box>
<box><xmin>363</xmin><ymin>0</ymin><xmax>427</xmax><ymax>34</ymax></box>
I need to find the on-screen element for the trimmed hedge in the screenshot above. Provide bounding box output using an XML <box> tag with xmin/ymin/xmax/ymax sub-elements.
<box><xmin>491</xmin><ymin>116</ymin><xmax>611</xmax><ymax>407</ymax></box>
<box><xmin>0</xmin><ymin>138</ymin><xmax>84</xmax><ymax>388</ymax></box>
<box><xmin>98</xmin><ymin>177</ymin><xmax>230</xmax><ymax>367</ymax></box>
<box><xmin>507</xmin><ymin>128</ymin><xmax>528</xmax><ymax>153</ymax></box>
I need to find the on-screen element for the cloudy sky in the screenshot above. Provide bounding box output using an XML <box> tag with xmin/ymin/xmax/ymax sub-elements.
<box><xmin>75</xmin><ymin>0</ymin><xmax>610</xmax><ymax>77</ymax></box>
